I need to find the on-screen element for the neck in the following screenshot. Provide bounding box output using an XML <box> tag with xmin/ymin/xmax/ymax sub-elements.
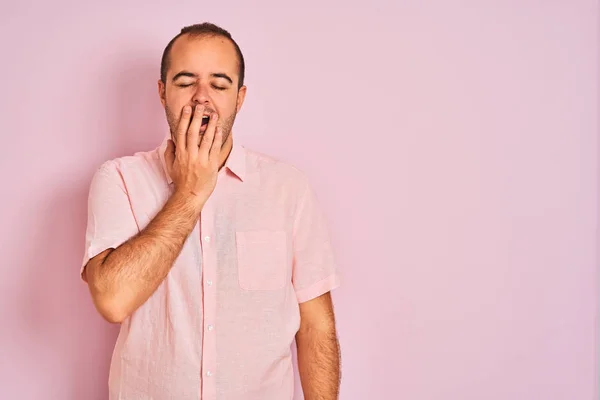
<box><xmin>218</xmin><ymin>133</ymin><xmax>234</xmax><ymax>170</ymax></box>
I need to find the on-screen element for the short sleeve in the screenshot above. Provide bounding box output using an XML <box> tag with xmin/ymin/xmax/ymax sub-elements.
<box><xmin>291</xmin><ymin>177</ymin><xmax>340</xmax><ymax>303</ymax></box>
<box><xmin>80</xmin><ymin>160</ymin><xmax>139</xmax><ymax>278</ymax></box>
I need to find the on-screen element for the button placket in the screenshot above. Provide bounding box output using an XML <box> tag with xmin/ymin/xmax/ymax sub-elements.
<box><xmin>199</xmin><ymin>196</ymin><xmax>218</xmax><ymax>399</ymax></box>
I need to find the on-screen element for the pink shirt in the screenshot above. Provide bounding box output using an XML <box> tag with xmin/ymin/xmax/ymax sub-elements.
<box><xmin>81</xmin><ymin>135</ymin><xmax>340</xmax><ymax>400</ymax></box>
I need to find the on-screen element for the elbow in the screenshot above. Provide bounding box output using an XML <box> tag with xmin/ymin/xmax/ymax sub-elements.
<box><xmin>84</xmin><ymin>262</ymin><xmax>130</xmax><ymax>324</ymax></box>
<box><xmin>100</xmin><ymin>302</ymin><xmax>129</xmax><ymax>324</ymax></box>
<box><xmin>94</xmin><ymin>295</ymin><xmax>130</xmax><ymax>324</ymax></box>
<box><xmin>87</xmin><ymin>280</ymin><xmax>130</xmax><ymax>324</ymax></box>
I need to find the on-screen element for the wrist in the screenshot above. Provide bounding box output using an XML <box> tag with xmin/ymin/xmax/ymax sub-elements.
<box><xmin>171</xmin><ymin>188</ymin><xmax>206</xmax><ymax>215</ymax></box>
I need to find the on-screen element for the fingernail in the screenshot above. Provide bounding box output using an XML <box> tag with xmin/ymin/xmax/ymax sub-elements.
<box><xmin>183</xmin><ymin>106</ymin><xmax>191</xmax><ymax>114</ymax></box>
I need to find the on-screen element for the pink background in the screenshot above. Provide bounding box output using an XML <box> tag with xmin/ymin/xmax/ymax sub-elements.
<box><xmin>0</xmin><ymin>1</ymin><xmax>597</xmax><ymax>399</ymax></box>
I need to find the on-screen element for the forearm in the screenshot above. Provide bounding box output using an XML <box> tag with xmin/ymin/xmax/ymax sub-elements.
<box><xmin>296</xmin><ymin>327</ymin><xmax>341</xmax><ymax>400</ymax></box>
<box><xmin>87</xmin><ymin>190</ymin><xmax>203</xmax><ymax>321</ymax></box>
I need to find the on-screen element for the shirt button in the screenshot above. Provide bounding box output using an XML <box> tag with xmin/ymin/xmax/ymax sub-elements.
<box><xmin>207</xmin><ymin>324</ymin><xmax>214</xmax><ymax>331</ymax></box>
<box><xmin>206</xmin><ymin>370</ymin><xmax>212</xmax><ymax>377</ymax></box>
<box><xmin>207</xmin><ymin>280</ymin><xmax>213</xmax><ymax>286</ymax></box>
<box><xmin>204</xmin><ymin>236</ymin><xmax>211</xmax><ymax>242</ymax></box>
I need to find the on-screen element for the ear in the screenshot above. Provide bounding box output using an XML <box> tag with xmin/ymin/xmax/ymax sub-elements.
<box><xmin>236</xmin><ymin>85</ymin><xmax>247</xmax><ymax>113</ymax></box>
<box><xmin>157</xmin><ymin>79</ymin><xmax>166</xmax><ymax>108</ymax></box>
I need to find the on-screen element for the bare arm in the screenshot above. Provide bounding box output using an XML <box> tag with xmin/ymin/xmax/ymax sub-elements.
<box><xmin>83</xmin><ymin>190</ymin><xmax>202</xmax><ymax>323</ymax></box>
<box><xmin>296</xmin><ymin>292</ymin><xmax>341</xmax><ymax>400</ymax></box>
<box><xmin>83</xmin><ymin>104</ymin><xmax>223</xmax><ymax>323</ymax></box>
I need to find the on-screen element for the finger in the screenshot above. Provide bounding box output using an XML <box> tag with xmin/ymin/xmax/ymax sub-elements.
<box><xmin>164</xmin><ymin>139</ymin><xmax>176</xmax><ymax>179</ymax></box>
<box><xmin>187</xmin><ymin>104</ymin><xmax>205</xmax><ymax>152</ymax></box>
<box><xmin>209</xmin><ymin>124</ymin><xmax>224</xmax><ymax>164</ymax></box>
<box><xmin>176</xmin><ymin>106</ymin><xmax>192</xmax><ymax>152</ymax></box>
<box><xmin>199</xmin><ymin>112</ymin><xmax>218</xmax><ymax>162</ymax></box>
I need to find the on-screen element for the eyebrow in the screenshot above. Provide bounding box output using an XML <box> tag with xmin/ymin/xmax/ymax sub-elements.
<box><xmin>172</xmin><ymin>71</ymin><xmax>233</xmax><ymax>85</ymax></box>
<box><xmin>211</xmin><ymin>73</ymin><xmax>233</xmax><ymax>84</ymax></box>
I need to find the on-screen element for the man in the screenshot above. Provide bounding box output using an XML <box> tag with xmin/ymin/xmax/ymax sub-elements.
<box><xmin>80</xmin><ymin>22</ymin><xmax>341</xmax><ymax>400</ymax></box>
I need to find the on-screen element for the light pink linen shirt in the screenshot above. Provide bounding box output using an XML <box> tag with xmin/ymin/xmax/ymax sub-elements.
<box><xmin>81</xmin><ymin>134</ymin><xmax>340</xmax><ymax>400</ymax></box>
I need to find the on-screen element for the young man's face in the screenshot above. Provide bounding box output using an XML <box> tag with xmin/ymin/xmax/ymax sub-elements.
<box><xmin>158</xmin><ymin>34</ymin><xmax>246</xmax><ymax>147</ymax></box>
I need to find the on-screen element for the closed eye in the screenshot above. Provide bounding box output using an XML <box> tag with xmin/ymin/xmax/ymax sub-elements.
<box><xmin>175</xmin><ymin>83</ymin><xmax>226</xmax><ymax>90</ymax></box>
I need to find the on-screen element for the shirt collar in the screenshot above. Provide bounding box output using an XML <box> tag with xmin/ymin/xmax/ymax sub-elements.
<box><xmin>158</xmin><ymin>133</ymin><xmax>246</xmax><ymax>184</ymax></box>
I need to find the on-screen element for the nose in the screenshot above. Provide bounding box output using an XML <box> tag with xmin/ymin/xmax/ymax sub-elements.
<box><xmin>192</xmin><ymin>81</ymin><xmax>211</xmax><ymax>107</ymax></box>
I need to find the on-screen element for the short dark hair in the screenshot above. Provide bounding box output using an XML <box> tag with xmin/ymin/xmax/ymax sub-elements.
<box><xmin>160</xmin><ymin>22</ymin><xmax>245</xmax><ymax>89</ymax></box>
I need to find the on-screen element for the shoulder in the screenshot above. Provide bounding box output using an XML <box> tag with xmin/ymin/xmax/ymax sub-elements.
<box><xmin>242</xmin><ymin>146</ymin><xmax>311</xmax><ymax>191</ymax></box>
<box><xmin>90</xmin><ymin>147</ymin><xmax>164</xmax><ymax>186</ymax></box>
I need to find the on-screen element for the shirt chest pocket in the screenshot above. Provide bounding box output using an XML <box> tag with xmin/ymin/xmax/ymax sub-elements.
<box><xmin>235</xmin><ymin>230</ymin><xmax>288</xmax><ymax>291</ymax></box>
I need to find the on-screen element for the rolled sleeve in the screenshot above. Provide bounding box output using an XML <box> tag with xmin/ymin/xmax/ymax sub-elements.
<box><xmin>80</xmin><ymin>160</ymin><xmax>139</xmax><ymax>278</ymax></box>
<box><xmin>291</xmin><ymin>176</ymin><xmax>340</xmax><ymax>303</ymax></box>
